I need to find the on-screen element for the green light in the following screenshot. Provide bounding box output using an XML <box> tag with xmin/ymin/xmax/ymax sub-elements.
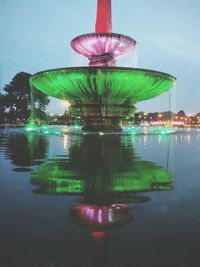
<box><xmin>112</xmin><ymin>162</ymin><xmax>172</xmax><ymax>192</ymax></box>
<box><xmin>31</xmin><ymin>157</ymin><xmax>172</xmax><ymax>195</ymax></box>
<box><xmin>122</xmin><ymin>126</ymin><xmax>175</xmax><ymax>135</ymax></box>
<box><xmin>25</xmin><ymin>127</ymin><xmax>34</xmax><ymax>132</ymax></box>
<box><xmin>30</xmin><ymin>136</ymin><xmax>173</xmax><ymax>196</ymax></box>
<box><xmin>30</xmin><ymin>67</ymin><xmax>176</xmax><ymax>103</ymax></box>
<box><xmin>31</xmin><ymin>160</ymin><xmax>83</xmax><ymax>194</ymax></box>
<box><xmin>125</xmin><ymin>116</ymin><xmax>130</xmax><ymax>120</ymax></box>
<box><xmin>161</xmin><ymin>130</ymin><xmax>166</xmax><ymax>134</ymax></box>
<box><xmin>71</xmin><ymin>124</ymin><xmax>81</xmax><ymax>130</ymax></box>
<box><xmin>42</xmin><ymin>126</ymin><xmax>48</xmax><ymax>129</ymax></box>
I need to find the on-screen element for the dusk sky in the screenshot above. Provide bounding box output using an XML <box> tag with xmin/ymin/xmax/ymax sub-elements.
<box><xmin>1</xmin><ymin>0</ymin><xmax>200</xmax><ymax>114</ymax></box>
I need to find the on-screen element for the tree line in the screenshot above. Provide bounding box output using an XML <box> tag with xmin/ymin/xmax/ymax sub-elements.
<box><xmin>0</xmin><ymin>72</ymin><xmax>50</xmax><ymax>124</ymax></box>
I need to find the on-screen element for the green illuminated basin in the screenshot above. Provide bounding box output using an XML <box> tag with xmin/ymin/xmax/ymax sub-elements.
<box><xmin>30</xmin><ymin>67</ymin><xmax>176</xmax><ymax>131</ymax></box>
<box><xmin>30</xmin><ymin>67</ymin><xmax>176</xmax><ymax>103</ymax></box>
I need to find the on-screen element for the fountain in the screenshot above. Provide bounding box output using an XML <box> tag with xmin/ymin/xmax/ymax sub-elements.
<box><xmin>30</xmin><ymin>0</ymin><xmax>176</xmax><ymax>132</ymax></box>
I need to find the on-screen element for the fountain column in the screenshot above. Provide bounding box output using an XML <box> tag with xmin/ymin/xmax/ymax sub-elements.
<box><xmin>81</xmin><ymin>0</ymin><xmax>135</xmax><ymax>132</ymax></box>
<box><xmin>95</xmin><ymin>0</ymin><xmax>112</xmax><ymax>33</ymax></box>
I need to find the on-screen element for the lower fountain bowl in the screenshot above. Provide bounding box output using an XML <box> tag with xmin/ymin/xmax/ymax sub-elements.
<box><xmin>30</xmin><ymin>67</ymin><xmax>176</xmax><ymax>131</ymax></box>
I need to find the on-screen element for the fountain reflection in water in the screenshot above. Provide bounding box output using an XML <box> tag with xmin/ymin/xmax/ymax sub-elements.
<box><xmin>30</xmin><ymin>134</ymin><xmax>173</xmax><ymax>262</ymax></box>
<box><xmin>0</xmin><ymin>126</ymin><xmax>177</xmax><ymax>266</ymax></box>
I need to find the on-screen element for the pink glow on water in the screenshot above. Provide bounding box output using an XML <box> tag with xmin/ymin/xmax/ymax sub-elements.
<box><xmin>71</xmin><ymin>203</ymin><xmax>132</xmax><ymax>230</ymax></box>
<box><xmin>97</xmin><ymin>208</ymin><xmax>103</xmax><ymax>223</ymax></box>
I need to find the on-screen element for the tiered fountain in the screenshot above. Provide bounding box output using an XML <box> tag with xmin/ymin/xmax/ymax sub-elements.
<box><xmin>30</xmin><ymin>0</ymin><xmax>176</xmax><ymax>132</ymax></box>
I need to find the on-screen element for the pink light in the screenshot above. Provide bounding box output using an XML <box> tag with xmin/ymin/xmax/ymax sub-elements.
<box><xmin>98</xmin><ymin>208</ymin><xmax>103</xmax><ymax>223</ymax></box>
<box><xmin>71</xmin><ymin>203</ymin><xmax>132</xmax><ymax>230</ymax></box>
<box><xmin>71</xmin><ymin>33</ymin><xmax>136</xmax><ymax>66</ymax></box>
<box><xmin>92</xmin><ymin>231</ymin><xmax>106</xmax><ymax>239</ymax></box>
<box><xmin>71</xmin><ymin>33</ymin><xmax>135</xmax><ymax>58</ymax></box>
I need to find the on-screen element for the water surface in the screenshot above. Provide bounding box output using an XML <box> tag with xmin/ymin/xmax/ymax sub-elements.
<box><xmin>0</xmin><ymin>126</ymin><xmax>200</xmax><ymax>267</ymax></box>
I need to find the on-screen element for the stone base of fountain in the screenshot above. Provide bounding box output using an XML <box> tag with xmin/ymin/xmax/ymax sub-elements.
<box><xmin>72</xmin><ymin>103</ymin><xmax>136</xmax><ymax>132</ymax></box>
<box><xmin>82</xmin><ymin>117</ymin><xmax>122</xmax><ymax>132</ymax></box>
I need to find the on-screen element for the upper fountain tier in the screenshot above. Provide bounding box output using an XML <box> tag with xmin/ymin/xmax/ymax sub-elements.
<box><xmin>71</xmin><ymin>33</ymin><xmax>136</xmax><ymax>66</ymax></box>
<box><xmin>71</xmin><ymin>0</ymin><xmax>136</xmax><ymax>66</ymax></box>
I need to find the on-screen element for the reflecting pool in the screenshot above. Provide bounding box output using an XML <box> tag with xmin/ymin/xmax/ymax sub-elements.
<box><xmin>0</xmin><ymin>126</ymin><xmax>200</xmax><ymax>267</ymax></box>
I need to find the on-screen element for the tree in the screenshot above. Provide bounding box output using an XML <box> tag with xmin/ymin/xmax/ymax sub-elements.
<box><xmin>30</xmin><ymin>85</ymin><xmax>50</xmax><ymax>124</ymax></box>
<box><xmin>2</xmin><ymin>72</ymin><xmax>50</xmax><ymax>124</ymax></box>
<box><xmin>177</xmin><ymin>110</ymin><xmax>186</xmax><ymax>117</ymax></box>
<box><xmin>3</xmin><ymin>72</ymin><xmax>31</xmax><ymax>123</ymax></box>
<box><xmin>0</xmin><ymin>93</ymin><xmax>6</xmax><ymax>123</ymax></box>
<box><xmin>5</xmin><ymin>132</ymin><xmax>48</xmax><ymax>166</ymax></box>
<box><xmin>195</xmin><ymin>113</ymin><xmax>200</xmax><ymax>117</ymax></box>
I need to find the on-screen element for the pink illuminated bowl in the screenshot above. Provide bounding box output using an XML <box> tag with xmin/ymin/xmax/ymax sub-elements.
<box><xmin>71</xmin><ymin>33</ymin><xmax>136</xmax><ymax>60</ymax></box>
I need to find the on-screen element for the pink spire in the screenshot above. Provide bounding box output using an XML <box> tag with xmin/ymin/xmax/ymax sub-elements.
<box><xmin>95</xmin><ymin>0</ymin><xmax>112</xmax><ymax>33</ymax></box>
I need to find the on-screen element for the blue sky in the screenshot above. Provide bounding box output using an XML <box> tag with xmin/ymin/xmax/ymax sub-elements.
<box><xmin>1</xmin><ymin>0</ymin><xmax>200</xmax><ymax>114</ymax></box>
